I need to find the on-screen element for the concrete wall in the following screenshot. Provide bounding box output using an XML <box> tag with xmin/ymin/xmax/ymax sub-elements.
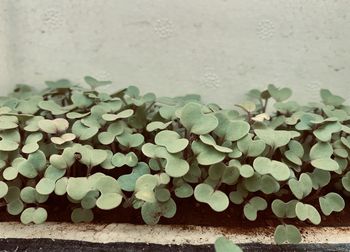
<box><xmin>0</xmin><ymin>0</ymin><xmax>349</xmax><ymax>107</ymax></box>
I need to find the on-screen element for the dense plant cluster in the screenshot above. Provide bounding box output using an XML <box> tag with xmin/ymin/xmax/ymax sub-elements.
<box><xmin>1</xmin><ymin>77</ymin><xmax>350</xmax><ymax>244</ymax></box>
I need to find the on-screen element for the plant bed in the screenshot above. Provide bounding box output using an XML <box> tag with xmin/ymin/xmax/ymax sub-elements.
<box><xmin>1</xmin><ymin>77</ymin><xmax>350</xmax><ymax>250</ymax></box>
<box><xmin>1</xmin><ymin>196</ymin><xmax>350</xmax><ymax>228</ymax></box>
<box><xmin>1</xmin><ymin>223</ymin><xmax>350</xmax><ymax>251</ymax></box>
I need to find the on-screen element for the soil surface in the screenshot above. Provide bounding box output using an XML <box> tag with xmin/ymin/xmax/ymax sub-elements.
<box><xmin>1</xmin><ymin>196</ymin><xmax>350</xmax><ymax>228</ymax></box>
<box><xmin>1</xmin><ymin>239</ymin><xmax>350</xmax><ymax>252</ymax></box>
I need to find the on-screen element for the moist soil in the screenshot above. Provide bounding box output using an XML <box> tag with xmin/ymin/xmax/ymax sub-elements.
<box><xmin>1</xmin><ymin>239</ymin><xmax>350</xmax><ymax>252</ymax></box>
<box><xmin>1</xmin><ymin>165</ymin><xmax>349</xmax><ymax>229</ymax></box>
<box><xmin>1</xmin><ymin>195</ymin><xmax>350</xmax><ymax>229</ymax></box>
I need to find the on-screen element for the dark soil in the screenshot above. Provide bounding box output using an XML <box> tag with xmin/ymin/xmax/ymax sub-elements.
<box><xmin>1</xmin><ymin>164</ymin><xmax>349</xmax><ymax>229</ymax></box>
<box><xmin>1</xmin><ymin>195</ymin><xmax>350</xmax><ymax>229</ymax></box>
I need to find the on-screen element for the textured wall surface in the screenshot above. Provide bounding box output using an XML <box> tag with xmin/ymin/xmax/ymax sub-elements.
<box><xmin>0</xmin><ymin>0</ymin><xmax>349</xmax><ymax>107</ymax></box>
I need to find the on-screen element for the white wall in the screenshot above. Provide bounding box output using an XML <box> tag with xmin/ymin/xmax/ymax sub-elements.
<box><xmin>1</xmin><ymin>0</ymin><xmax>349</xmax><ymax>107</ymax></box>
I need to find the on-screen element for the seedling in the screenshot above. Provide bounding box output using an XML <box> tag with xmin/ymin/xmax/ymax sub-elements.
<box><xmin>0</xmin><ymin>79</ymin><xmax>349</xmax><ymax>244</ymax></box>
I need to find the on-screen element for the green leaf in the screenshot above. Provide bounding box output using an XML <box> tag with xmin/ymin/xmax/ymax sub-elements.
<box><xmin>229</xmin><ymin>187</ymin><xmax>248</xmax><ymax>205</ymax></box>
<box><xmin>236</xmin><ymin>101</ymin><xmax>256</xmax><ymax>112</ymax></box>
<box><xmin>111</xmin><ymin>152</ymin><xmax>138</xmax><ymax>168</ymax></box>
<box><xmin>116</xmin><ymin>132</ymin><xmax>144</xmax><ymax>148</ymax></box>
<box><xmin>28</xmin><ymin>150</ymin><xmax>47</xmax><ymax>172</ymax></box>
<box><xmin>20</xmin><ymin>207</ymin><xmax>48</xmax><ymax>224</ymax></box>
<box><xmin>7</xmin><ymin>199</ymin><xmax>24</xmax><ymax>215</ymax></box>
<box><xmin>72</xmin><ymin>121</ymin><xmax>98</xmax><ymax>141</ymax></box>
<box><xmin>71</xmin><ymin>92</ymin><xmax>93</xmax><ymax>108</ymax></box>
<box><xmin>268</xmin><ymin>84</ymin><xmax>292</xmax><ymax>102</ymax></box>
<box><xmin>174</xmin><ymin>179</ymin><xmax>193</xmax><ymax>198</ymax></box>
<box><xmin>320</xmin><ymin>89</ymin><xmax>345</xmax><ymax>107</ymax></box>
<box><xmin>44</xmin><ymin>165</ymin><xmax>66</xmax><ymax>181</ymax></box>
<box><xmin>238</xmin><ymin>164</ymin><xmax>255</xmax><ymax>178</ymax></box>
<box><xmin>260</xmin><ymin>175</ymin><xmax>280</xmax><ymax>194</ymax></box>
<box><xmin>274</xmin><ymin>224</ymin><xmax>301</xmax><ymax>244</ymax></box>
<box><xmin>214</xmin><ymin>113</ymin><xmax>250</xmax><ymax>141</ymax></box>
<box><xmin>237</xmin><ymin>134</ymin><xmax>266</xmax><ymax>157</ymax></box>
<box><xmin>17</xmin><ymin>160</ymin><xmax>38</xmax><ymax>178</ymax></box>
<box><xmin>84</xmin><ymin>76</ymin><xmax>112</xmax><ymax>89</ymax></box>
<box><xmin>164</xmin><ymin>155</ymin><xmax>189</xmax><ymax>178</ymax></box>
<box><xmin>155</xmin><ymin>188</ymin><xmax>171</xmax><ymax>202</ymax></box>
<box><xmin>51</xmin><ymin>133</ymin><xmax>76</xmax><ymax>145</ymax></box>
<box><xmin>55</xmin><ymin>177</ymin><xmax>68</xmax><ymax>195</ymax></box>
<box><xmin>71</xmin><ymin>208</ymin><xmax>94</xmax><ymax>223</ymax></box>
<box><xmin>4</xmin><ymin>186</ymin><xmax>20</xmax><ymax>202</ymax></box>
<box><xmin>20</xmin><ymin>186</ymin><xmax>48</xmax><ymax>204</ymax></box>
<box><xmin>141</xmin><ymin>199</ymin><xmax>177</xmax><ymax>225</ymax></box>
<box><xmin>179</xmin><ymin>102</ymin><xmax>218</xmax><ymax>135</ymax></box>
<box><xmin>284</xmin><ymin>150</ymin><xmax>302</xmax><ymax>166</ymax></box>
<box><xmin>243</xmin><ymin>173</ymin><xmax>261</xmax><ymax>192</ymax></box>
<box><xmin>0</xmin><ymin>116</ymin><xmax>18</xmax><ymax>130</ymax></box>
<box><xmin>194</xmin><ymin>183</ymin><xmax>229</xmax><ymax>212</ymax></box>
<box><xmin>310</xmin><ymin>158</ymin><xmax>339</xmax><ymax>171</ymax></box>
<box><xmin>20</xmin><ymin>207</ymin><xmax>35</xmax><ymax>224</ymax></box>
<box><xmin>288</xmin><ymin>173</ymin><xmax>313</xmax><ymax>200</ymax></box>
<box><xmin>81</xmin><ymin>191</ymin><xmax>98</xmax><ymax>209</ymax></box>
<box><xmin>342</xmin><ymin>171</ymin><xmax>350</xmax><ymax>192</ymax></box>
<box><xmin>313</xmin><ymin>121</ymin><xmax>342</xmax><ymax>142</ymax></box>
<box><xmin>155</xmin><ymin>130</ymin><xmax>189</xmax><ymax>153</ymax></box>
<box><xmin>38</xmin><ymin>100</ymin><xmax>73</xmax><ymax>115</ymax></box>
<box><xmin>118</xmin><ymin>162</ymin><xmax>150</xmax><ymax>192</ymax></box>
<box><xmin>146</xmin><ymin>121</ymin><xmax>172</xmax><ymax>132</ymax></box>
<box><xmin>135</xmin><ymin>174</ymin><xmax>158</xmax><ymax>202</ymax></box>
<box><xmin>319</xmin><ymin>192</ymin><xmax>345</xmax><ymax>216</ymax></box>
<box><xmin>79</xmin><ymin>148</ymin><xmax>108</xmax><ymax>168</ymax></box>
<box><xmin>254</xmin><ymin>128</ymin><xmax>300</xmax><ymax>149</ymax></box>
<box><xmin>199</xmin><ymin>134</ymin><xmax>232</xmax><ymax>153</ymax></box>
<box><xmin>36</xmin><ymin>178</ymin><xmax>56</xmax><ymax>195</ymax></box>
<box><xmin>67</xmin><ymin>177</ymin><xmax>91</xmax><ymax>201</ymax></box>
<box><xmin>214</xmin><ymin>237</ymin><xmax>243</xmax><ymax>252</ymax></box>
<box><xmin>271</xmin><ymin>199</ymin><xmax>298</xmax><ymax>218</ymax></box>
<box><xmin>253</xmin><ymin>157</ymin><xmax>290</xmax><ymax>181</ymax></box>
<box><xmin>50</xmin><ymin>148</ymin><xmax>75</xmax><ymax>170</ymax></box>
<box><xmin>310</xmin><ymin>142</ymin><xmax>333</xmax><ymax>160</ymax></box>
<box><xmin>142</xmin><ymin>143</ymin><xmax>189</xmax><ymax>177</ymax></box>
<box><xmin>0</xmin><ymin>134</ymin><xmax>19</xmax><ymax>151</ymax></box>
<box><xmin>288</xmin><ymin>140</ymin><xmax>304</xmax><ymax>157</ymax></box>
<box><xmin>24</xmin><ymin>116</ymin><xmax>45</xmax><ymax>132</ymax></box>
<box><xmin>96</xmin><ymin>193</ymin><xmax>123</xmax><ymax>210</ymax></box>
<box><xmin>102</xmin><ymin>109</ymin><xmax>134</xmax><ymax>121</ymax></box>
<box><xmin>3</xmin><ymin>166</ymin><xmax>18</xmax><ymax>181</ymax></box>
<box><xmin>22</xmin><ymin>133</ymin><xmax>43</xmax><ymax>154</ymax></box>
<box><xmin>0</xmin><ymin>181</ymin><xmax>8</xmax><ymax>198</ymax></box>
<box><xmin>308</xmin><ymin>169</ymin><xmax>331</xmax><ymax>190</ymax></box>
<box><xmin>274</xmin><ymin>101</ymin><xmax>300</xmax><ymax>114</ymax></box>
<box><xmin>191</xmin><ymin>141</ymin><xmax>225</xmax><ymax>166</ymax></box>
<box><xmin>243</xmin><ymin>196</ymin><xmax>267</xmax><ymax>221</ymax></box>
<box><xmin>45</xmin><ymin>79</ymin><xmax>72</xmax><ymax>89</ymax></box>
<box><xmin>295</xmin><ymin>202</ymin><xmax>321</xmax><ymax>225</ymax></box>
<box><xmin>95</xmin><ymin>176</ymin><xmax>121</xmax><ymax>194</ymax></box>
<box><xmin>38</xmin><ymin>118</ymin><xmax>69</xmax><ymax>134</ymax></box>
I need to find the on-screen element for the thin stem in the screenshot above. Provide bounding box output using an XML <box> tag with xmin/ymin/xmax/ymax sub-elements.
<box><xmin>145</xmin><ymin>102</ymin><xmax>155</xmax><ymax>113</ymax></box>
<box><xmin>111</xmin><ymin>142</ymin><xmax>117</xmax><ymax>153</ymax></box>
<box><xmin>120</xmin><ymin>96</ymin><xmax>128</xmax><ymax>106</ymax></box>
<box><xmin>156</xmin><ymin>158</ymin><xmax>164</xmax><ymax>172</ymax></box>
<box><xmin>87</xmin><ymin>166</ymin><xmax>93</xmax><ymax>177</ymax></box>
<box><xmin>262</xmin><ymin>98</ymin><xmax>269</xmax><ymax>113</ymax></box>
<box><xmin>234</xmin><ymin>104</ymin><xmax>252</xmax><ymax>124</ymax></box>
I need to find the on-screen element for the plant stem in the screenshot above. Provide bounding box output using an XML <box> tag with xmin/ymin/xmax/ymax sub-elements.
<box><xmin>156</xmin><ymin>158</ymin><xmax>164</xmax><ymax>172</ymax></box>
<box><xmin>111</xmin><ymin>142</ymin><xmax>117</xmax><ymax>153</ymax></box>
<box><xmin>87</xmin><ymin>166</ymin><xmax>93</xmax><ymax>177</ymax></box>
<box><xmin>262</xmin><ymin>98</ymin><xmax>269</xmax><ymax>113</ymax></box>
